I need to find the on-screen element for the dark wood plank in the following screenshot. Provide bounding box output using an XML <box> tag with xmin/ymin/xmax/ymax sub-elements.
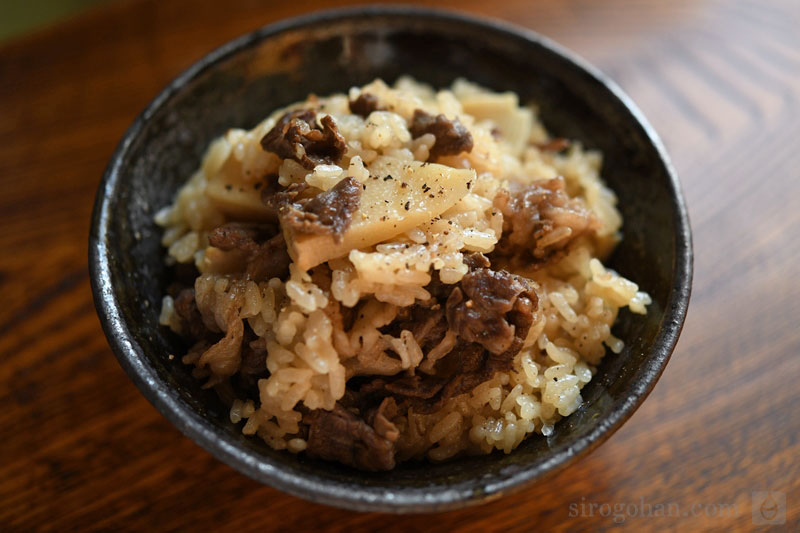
<box><xmin>1</xmin><ymin>0</ymin><xmax>798</xmax><ymax>530</ymax></box>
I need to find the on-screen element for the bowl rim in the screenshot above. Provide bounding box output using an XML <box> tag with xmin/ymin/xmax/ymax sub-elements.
<box><xmin>89</xmin><ymin>4</ymin><xmax>693</xmax><ymax>513</ymax></box>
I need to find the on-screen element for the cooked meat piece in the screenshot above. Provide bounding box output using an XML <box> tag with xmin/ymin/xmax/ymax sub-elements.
<box><xmin>384</xmin><ymin>303</ymin><xmax>447</xmax><ymax>353</ymax></box>
<box><xmin>406</xmin><ymin>339</ymin><xmax>525</xmax><ymax>414</ymax></box>
<box><xmin>441</xmin><ymin>341</ymin><xmax>486</xmax><ymax>376</ymax></box>
<box><xmin>434</xmin><ymin>341</ymin><xmax>491</xmax><ymax>403</ymax></box>
<box><xmin>463</xmin><ymin>252</ymin><xmax>490</xmax><ymax>271</ymax></box>
<box><xmin>386</xmin><ymin>375</ymin><xmax>446</xmax><ymax>399</ymax></box>
<box><xmin>421</xmin><ymin>271</ymin><xmax>452</xmax><ymax>303</ymax></box>
<box><xmin>305</xmin><ymin>403</ymin><xmax>397</xmax><ymax>471</ymax></box>
<box><xmin>321</xmin><ymin>297</ymin><xmax>357</xmax><ymax>358</ymax></box>
<box><xmin>261</xmin><ymin>173</ymin><xmax>283</xmax><ymax>195</ymax></box>
<box><xmin>239</xmin><ymin>336</ymin><xmax>267</xmax><ymax>375</ymax></box>
<box><xmin>260</xmin><ymin>109</ymin><xmax>346</xmax><ymax>170</ymax></box>
<box><xmin>208</xmin><ymin>222</ymin><xmax>291</xmax><ymax>281</ymax></box>
<box><xmin>309</xmin><ymin>263</ymin><xmax>333</xmax><ymax>292</ymax></box>
<box><xmin>198</xmin><ymin>316</ymin><xmax>244</xmax><ymax>378</ymax></box>
<box><xmin>236</xmin><ymin>337</ymin><xmax>269</xmax><ymax>397</ymax></box>
<box><xmin>262</xmin><ymin>181</ymin><xmax>308</xmax><ymax>216</ymax></box>
<box><xmin>446</xmin><ymin>268</ymin><xmax>538</xmax><ymax>356</ymax></box>
<box><xmin>423</xmin><ymin>256</ymin><xmax>488</xmax><ymax>305</ymax></box>
<box><xmin>248</xmin><ymin>234</ymin><xmax>291</xmax><ymax>281</ymax></box>
<box><xmin>349</xmin><ymin>93</ymin><xmax>381</xmax><ymax>117</ymax></box>
<box><xmin>409</xmin><ymin>109</ymin><xmax>474</xmax><ymax>159</ymax></box>
<box><xmin>190</xmin><ymin>277</ymin><xmax>252</xmax><ymax>379</ymax></box>
<box><xmin>492</xmin><ymin>177</ymin><xmax>599</xmax><ymax>265</ymax></box>
<box><xmin>409</xmin><ymin>308</ymin><xmax>447</xmax><ymax>352</ymax></box>
<box><xmin>343</xmin><ymin>337</ymin><xmax>404</xmax><ymax>377</ymax></box>
<box><xmin>273</xmin><ymin>176</ymin><xmax>362</xmax><ymax>243</ymax></box>
<box><xmin>348</xmin><ymin>373</ymin><xmax>445</xmax><ymax>416</ymax></box>
<box><xmin>251</xmin><ymin>173</ymin><xmax>287</xmax><ymax>220</ymax></box>
<box><xmin>208</xmin><ymin>222</ymin><xmax>276</xmax><ymax>251</ymax></box>
<box><xmin>366</xmin><ymin>397</ymin><xmax>400</xmax><ymax>441</ymax></box>
<box><xmin>536</xmin><ymin>137</ymin><xmax>571</xmax><ymax>152</ymax></box>
<box><xmin>359</xmin><ymin>374</ymin><xmax>446</xmax><ymax>403</ymax></box>
<box><xmin>173</xmin><ymin>288</ymin><xmax>208</xmax><ymax>340</ymax></box>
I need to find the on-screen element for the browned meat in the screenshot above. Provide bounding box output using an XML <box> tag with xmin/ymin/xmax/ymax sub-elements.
<box><xmin>359</xmin><ymin>374</ymin><xmax>446</xmax><ymax>402</ymax></box>
<box><xmin>255</xmin><ymin>173</ymin><xmax>284</xmax><ymax>219</ymax></box>
<box><xmin>208</xmin><ymin>222</ymin><xmax>276</xmax><ymax>251</ymax></box>
<box><xmin>385</xmin><ymin>303</ymin><xmax>447</xmax><ymax>353</ymax></box>
<box><xmin>208</xmin><ymin>222</ymin><xmax>291</xmax><ymax>281</ymax></box>
<box><xmin>420</xmin><ymin>271</ymin><xmax>452</xmax><ymax>303</ymax></box>
<box><xmin>305</xmin><ymin>403</ymin><xmax>397</xmax><ymax>471</ymax></box>
<box><xmin>387</xmin><ymin>375</ymin><xmax>445</xmax><ymax>399</ymax></box>
<box><xmin>309</xmin><ymin>263</ymin><xmax>334</xmax><ymax>293</ymax></box>
<box><xmin>405</xmin><ymin>338</ymin><xmax>526</xmax><ymax>414</ymax></box>
<box><xmin>173</xmin><ymin>288</ymin><xmax>208</xmax><ymax>340</ymax></box>
<box><xmin>434</xmin><ymin>342</ymin><xmax>491</xmax><ymax>403</ymax></box>
<box><xmin>236</xmin><ymin>336</ymin><xmax>269</xmax><ymax>395</ymax></box>
<box><xmin>366</xmin><ymin>397</ymin><xmax>400</xmax><ymax>442</ymax></box>
<box><xmin>492</xmin><ymin>178</ymin><xmax>599</xmax><ymax>265</ymax></box>
<box><xmin>409</xmin><ymin>109</ymin><xmax>474</xmax><ymax>159</ymax></box>
<box><xmin>239</xmin><ymin>337</ymin><xmax>267</xmax><ymax>377</ymax></box>
<box><xmin>463</xmin><ymin>252</ymin><xmax>490</xmax><ymax>271</ymax></box>
<box><xmin>260</xmin><ymin>109</ymin><xmax>346</xmax><ymax>170</ymax></box>
<box><xmin>446</xmin><ymin>268</ymin><xmax>538</xmax><ymax>357</ymax></box>
<box><xmin>250</xmin><ymin>234</ymin><xmax>291</xmax><ymax>281</ymax></box>
<box><xmin>273</xmin><ymin>176</ymin><xmax>362</xmax><ymax>242</ymax></box>
<box><xmin>354</xmin><ymin>341</ymin><xmax>503</xmax><ymax>415</ymax></box>
<box><xmin>260</xmin><ymin>173</ymin><xmax>282</xmax><ymax>195</ymax></box>
<box><xmin>321</xmin><ymin>297</ymin><xmax>349</xmax><ymax>341</ymax></box>
<box><xmin>422</xmin><ymin>251</ymin><xmax>490</xmax><ymax>304</ymax></box>
<box><xmin>262</xmin><ymin>181</ymin><xmax>308</xmax><ymax>217</ymax></box>
<box><xmin>349</xmin><ymin>93</ymin><xmax>381</xmax><ymax>117</ymax></box>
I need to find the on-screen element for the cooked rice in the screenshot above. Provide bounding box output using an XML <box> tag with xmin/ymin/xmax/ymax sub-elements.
<box><xmin>156</xmin><ymin>77</ymin><xmax>650</xmax><ymax>463</ymax></box>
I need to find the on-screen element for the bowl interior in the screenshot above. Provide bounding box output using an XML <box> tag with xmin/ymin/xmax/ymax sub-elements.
<box><xmin>91</xmin><ymin>8</ymin><xmax>690</xmax><ymax>512</ymax></box>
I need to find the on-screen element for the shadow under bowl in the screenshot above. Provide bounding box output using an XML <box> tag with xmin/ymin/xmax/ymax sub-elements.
<box><xmin>89</xmin><ymin>6</ymin><xmax>692</xmax><ymax>513</ymax></box>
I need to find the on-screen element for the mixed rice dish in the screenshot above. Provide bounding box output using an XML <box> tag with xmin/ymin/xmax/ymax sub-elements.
<box><xmin>156</xmin><ymin>78</ymin><xmax>650</xmax><ymax>470</ymax></box>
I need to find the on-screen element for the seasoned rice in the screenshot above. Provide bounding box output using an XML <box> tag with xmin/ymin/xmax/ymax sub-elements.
<box><xmin>156</xmin><ymin>77</ymin><xmax>650</xmax><ymax>468</ymax></box>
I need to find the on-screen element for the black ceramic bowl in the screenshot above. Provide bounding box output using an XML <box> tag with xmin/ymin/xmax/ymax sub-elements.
<box><xmin>90</xmin><ymin>6</ymin><xmax>691</xmax><ymax>513</ymax></box>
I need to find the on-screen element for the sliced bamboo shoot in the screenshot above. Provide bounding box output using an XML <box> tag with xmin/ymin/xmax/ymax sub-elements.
<box><xmin>286</xmin><ymin>160</ymin><xmax>475</xmax><ymax>270</ymax></box>
<box><xmin>203</xmin><ymin>136</ymin><xmax>280</xmax><ymax>221</ymax></box>
<box><xmin>459</xmin><ymin>92</ymin><xmax>533</xmax><ymax>157</ymax></box>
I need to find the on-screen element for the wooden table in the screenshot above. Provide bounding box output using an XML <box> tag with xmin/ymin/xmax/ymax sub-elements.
<box><xmin>2</xmin><ymin>0</ymin><xmax>798</xmax><ymax>530</ymax></box>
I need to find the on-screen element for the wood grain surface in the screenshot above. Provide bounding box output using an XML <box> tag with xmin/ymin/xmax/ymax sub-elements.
<box><xmin>1</xmin><ymin>0</ymin><xmax>798</xmax><ymax>530</ymax></box>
